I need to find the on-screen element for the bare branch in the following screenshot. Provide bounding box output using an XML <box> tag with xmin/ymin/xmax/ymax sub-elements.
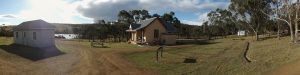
<box><xmin>260</xmin><ymin>10</ymin><xmax>291</xmax><ymax>26</ymax></box>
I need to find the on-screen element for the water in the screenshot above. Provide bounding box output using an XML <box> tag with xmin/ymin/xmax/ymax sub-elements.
<box><xmin>55</xmin><ymin>34</ymin><xmax>78</xmax><ymax>39</ymax></box>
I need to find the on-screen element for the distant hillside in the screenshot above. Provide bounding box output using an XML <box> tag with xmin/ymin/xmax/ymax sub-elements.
<box><xmin>1</xmin><ymin>23</ymin><xmax>89</xmax><ymax>34</ymax></box>
<box><xmin>52</xmin><ymin>23</ymin><xmax>91</xmax><ymax>34</ymax></box>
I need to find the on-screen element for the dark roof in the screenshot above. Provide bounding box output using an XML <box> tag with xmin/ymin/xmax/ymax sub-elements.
<box><xmin>14</xmin><ymin>19</ymin><xmax>55</xmax><ymax>31</ymax></box>
<box><xmin>164</xmin><ymin>22</ymin><xmax>177</xmax><ymax>33</ymax></box>
<box><xmin>131</xmin><ymin>17</ymin><xmax>157</xmax><ymax>31</ymax></box>
<box><xmin>128</xmin><ymin>17</ymin><xmax>177</xmax><ymax>33</ymax></box>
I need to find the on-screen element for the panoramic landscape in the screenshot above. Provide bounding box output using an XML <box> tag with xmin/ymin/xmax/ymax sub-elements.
<box><xmin>2</xmin><ymin>0</ymin><xmax>300</xmax><ymax>75</ymax></box>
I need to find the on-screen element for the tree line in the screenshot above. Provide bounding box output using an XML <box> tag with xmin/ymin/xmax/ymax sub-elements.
<box><xmin>79</xmin><ymin>0</ymin><xmax>300</xmax><ymax>44</ymax></box>
<box><xmin>0</xmin><ymin>25</ymin><xmax>13</xmax><ymax>37</ymax></box>
<box><xmin>197</xmin><ymin>0</ymin><xmax>300</xmax><ymax>44</ymax></box>
<box><xmin>78</xmin><ymin>9</ymin><xmax>204</xmax><ymax>42</ymax></box>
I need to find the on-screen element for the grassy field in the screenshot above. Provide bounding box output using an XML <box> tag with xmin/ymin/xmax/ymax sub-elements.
<box><xmin>0</xmin><ymin>37</ymin><xmax>13</xmax><ymax>45</ymax></box>
<box><xmin>125</xmin><ymin>36</ymin><xmax>300</xmax><ymax>75</ymax></box>
<box><xmin>2</xmin><ymin>36</ymin><xmax>300</xmax><ymax>75</ymax></box>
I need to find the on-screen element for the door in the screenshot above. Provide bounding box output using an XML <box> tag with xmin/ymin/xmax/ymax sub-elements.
<box><xmin>154</xmin><ymin>29</ymin><xmax>159</xmax><ymax>39</ymax></box>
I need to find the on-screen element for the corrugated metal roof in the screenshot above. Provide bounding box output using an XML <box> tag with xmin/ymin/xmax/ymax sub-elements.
<box><xmin>164</xmin><ymin>22</ymin><xmax>177</xmax><ymax>33</ymax></box>
<box><xmin>128</xmin><ymin>17</ymin><xmax>177</xmax><ymax>33</ymax></box>
<box><xmin>131</xmin><ymin>17</ymin><xmax>157</xmax><ymax>31</ymax></box>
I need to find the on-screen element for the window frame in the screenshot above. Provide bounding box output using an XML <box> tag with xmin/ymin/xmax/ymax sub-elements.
<box><xmin>16</xmin><ymin>32</ymin><xmax>18</xmax><ymax>38</ymax></box>
<box><xmin>23</xmin><ymin>32</ymin><xmax>26</xmax><ymax>38</ymax></box>
<box><xmin>33</xmin><ymin>32</ymin><xmax>36</xmax><ymax>40</ymax></box>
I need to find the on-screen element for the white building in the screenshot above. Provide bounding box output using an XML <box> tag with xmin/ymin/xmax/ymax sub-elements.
<box><xmin>237</xmin><ymin>30</ymin><xmax>246</xmax><ymax>36</ymax></box>
<box><xmin>13</xmin><ymin>20</ymin><xmax>55</xmax><ymax>48</ymax></box>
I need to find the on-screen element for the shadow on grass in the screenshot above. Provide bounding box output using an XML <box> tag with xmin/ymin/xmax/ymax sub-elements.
<box><xmin>0</xmin><ymin>44</ymin><xmax>64</xmax><ymax>61</ymax></box>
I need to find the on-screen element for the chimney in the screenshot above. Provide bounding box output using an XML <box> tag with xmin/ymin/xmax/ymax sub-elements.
<box><xmin>129</xmin><ymin>24</ymin><xmax>132</xmax><ymax>30</ymax></box>
<box><xmin>133</xmin><ymin>15</ymin><xmax>139</xmax><ymax>23</ymax></box>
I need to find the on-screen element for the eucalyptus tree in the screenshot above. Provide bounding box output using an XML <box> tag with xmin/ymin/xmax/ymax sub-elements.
<box><xmin>261</xmin><ymin>0</ymin><xmax>300</xmax><ymax>43</ymax></box>
<box><xmin>229</xmin><ymin>0</ymin><xmax>273</xmax><ymax>41</ymax></box>
<box><xmin>207</xmin><ymin>8</ymin><xmax>238</xmax><ymax>37</ymax></box>
<box><xmin>118</xmin><ymin>10</ymin><xmax>132</xmax><ymax>24</ymax></box>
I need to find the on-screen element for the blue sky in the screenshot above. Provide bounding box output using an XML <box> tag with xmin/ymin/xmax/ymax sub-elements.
<box><xmin>0</xmin><ymin>0</ymin><xmax>230</xmax><ymax>25</ymax></box>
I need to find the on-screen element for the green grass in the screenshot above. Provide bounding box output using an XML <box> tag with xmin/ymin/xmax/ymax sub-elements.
<box><xmin>60</xmin><ymin>39</ymin><xmax>141</xmax><ymax>48</ymax></box>
<box><xmin>0</xmin><ymin>37</ymin><xmax>13</xmax><ymax>45</ymax></box>
<box><xmin>125</xmin><ymin>36</ymin><xmax>300</xmax><ymax>75</ymax></box>
<box><xmin>55</xmin><ymin>39</ymin><xmax>144</xmax><ymax>53</ymax></box>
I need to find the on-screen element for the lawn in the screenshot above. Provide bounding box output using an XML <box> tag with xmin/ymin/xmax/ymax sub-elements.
<box><xmin>125</xmin><ymin>36</ymin><xmax>300</xmax><ymax>75</ymax></box>
<box><xmin>0</xmin><ymin>37</ymin><xmax>13</xmax><ymax>45</ymax></box>
<box><xmin>2</xmin><ymin>36</ymin><xmax>300</xmax><ymax>75</ymax></box>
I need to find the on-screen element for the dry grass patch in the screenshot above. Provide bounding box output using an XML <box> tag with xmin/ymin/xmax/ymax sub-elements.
<box><xmin>126</xmin><ymin>36</ymin><xmax>300</xmax><ymax>75</ymax></box>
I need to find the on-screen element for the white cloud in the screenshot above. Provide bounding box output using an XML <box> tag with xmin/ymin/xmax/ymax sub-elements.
<box><xmin>0</xmin><ymin>14</ymin><xmax>17</xmax><ymax>19</ymax></box>
<box><xmin>182</xmin><ymin>20</ymin><xmax>201</xmax><ymax>25</ymax></box>
<box><xmin>2</xmin><ymin>0</ymin><xmax>229</xmax><ymax>24</ymax></box>
<box><xmin>197</xmin><ymin>12</ymin><xmax>209</xmax><ymax>25</ymax></box>
<box><xmin>15</xmin><ymin>0</ymin><xmax>92</xmax><ymax>24</ymax></box>
<box><xmin>197</xmin><ymin>2</ymin><xmax>229</xmax><ymax>10</ymax></box>
<box><xmin>77</xmin><ymin>0</ymin><xmax>230</xmax><ymax>21</ymax></box>
<box><xmin>182</xmin><ymin>12</ymin><xmax>209</xmax><ymax>26</ymax></box>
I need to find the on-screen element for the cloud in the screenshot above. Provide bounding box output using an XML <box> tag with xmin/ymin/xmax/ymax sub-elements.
<box><xmin>0</xmin><ymin>14</ymin><xmax>17</xmax><ymax>19</ymax></box>
<box><xmin>77</xmin><ymin>0</ymin><xmax>230</xmax><ymax>21</ymax></box>
<box><xmin>197</xmin><ymin>12</ymin><xmax>209</xmax><ymax>25</ymax></box>
<box><xmin>77</xmin><ymin>0</ymin><xmax>141</xmax><ymax>21</ymax></box>
<box><xmin>2</xmin><ymin>0</ymin><xmax>229</xmax><ymax>25</ymax></box>
<box><xmin>15</xmin><ymin>0</ymin><xmax>92</xmax><ymax>24</ymax></box>
<box><xmin>181</xmin><ymin>12</ymin><xmax>209</xmax><ymax>26</ymax></box>
<box><xmin>197</xmin><ymin>2</ymin><xmax>229</xmax><ymax>10</ymax></box>
<box><xmin>182</xmin><ymin>20</ymin><xmax>201</xmax><ymax>25</ymax></box>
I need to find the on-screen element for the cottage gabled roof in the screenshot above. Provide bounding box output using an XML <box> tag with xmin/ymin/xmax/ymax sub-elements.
<box><xmin>128</xmin><ymin>17</ymin><xmax>177</xmax><ymax>33</ymax></box>
<box><xmin>164</xmin><ymin>22</ymin><xmax>177</xmax><ymax>33</ymax></box>
<box><xmin>14</xmin><ymin>19</ymin><xmax>55</xmax><ymax>31</ymax></box>
<box><xmin>131</xmin><ymin>17</ymin><xmax>157</xmax><ymax>31</ymax></box>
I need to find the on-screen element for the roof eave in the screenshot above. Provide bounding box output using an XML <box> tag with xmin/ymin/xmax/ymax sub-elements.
<box><xmin>126</xmin><ymin>30</ymin><xmax>137</xmax><ymax>32</ymax></box>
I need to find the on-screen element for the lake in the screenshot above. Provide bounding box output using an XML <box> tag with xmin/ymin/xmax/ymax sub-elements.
<box><xmin>55</xmin><ymin>34</ymin><xmax>78</xmax><ymax>39</ymax></box>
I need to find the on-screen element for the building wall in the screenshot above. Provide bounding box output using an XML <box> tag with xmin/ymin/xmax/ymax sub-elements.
<box><xmin>128</xmin><ymin>32</ymin><xmax>137</xmax><ymax>44</ymax></box>
<box><xmin>161</xmin><ymin>34</ymin><xmax>177</xmax><ymax>45</ymax></box>
<box><xmin>144</xmin><ymin>19</ymin><xmax>167</xmax><ymax>44</ymax></box>
<box><xmin>14</xmin><ymin>29</ymin><xmax>55</xmax><ymax>48</ymax></box>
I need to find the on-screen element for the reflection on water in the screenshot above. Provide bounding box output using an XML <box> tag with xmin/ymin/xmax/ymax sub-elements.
<box><xmin>55</xmin><ymin>34</ymin><xmax>78</xmax><ymax>39</ymax></box>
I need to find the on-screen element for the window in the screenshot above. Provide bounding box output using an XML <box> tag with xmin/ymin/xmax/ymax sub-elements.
<box><xmin>154</xmin><ymin>29</ymin><xmax>159</xmax><ymax>39</ymax></box>
<box><xmin>16</xmin><ymin>32</ymin><xmax>18</xmax><ymax>38</ymax></box>
<box><xmin>23</xmin><ymin>32</ymin><xmax>26</xmax><ymax>38</ymax></box>
<box><xmin>33</xmin><ymin>32</ymin><xmax>36</xmax><ymax>40</ymax></box>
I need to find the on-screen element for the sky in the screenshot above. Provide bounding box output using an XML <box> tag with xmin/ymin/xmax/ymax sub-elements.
<box><xmin>0</xmin><ymin>0</ymin><xmax>230</xmax><ymax>25</ymax></box>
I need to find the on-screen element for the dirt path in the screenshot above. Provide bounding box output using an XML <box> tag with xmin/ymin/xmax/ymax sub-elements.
<box><xmin>0</xmin><ymin>40</ymin><xmax>155</xmax><ymax>75</ymax></box>
<box><xmin>57</xmin><ymin>40</ymin><xmax>156</xmax><ymax>75</ymax></box>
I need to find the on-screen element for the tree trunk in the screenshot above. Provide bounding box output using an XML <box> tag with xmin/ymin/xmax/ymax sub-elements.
<box><xmin>289</xmin><ymin>24</ymin><xmax>295</xmax><ymax>43</ymax></box>
<box><xmin>295</xmin><ymin>19</ymin><xmax>298</xmax><ymax>43</ymax></box>
<box><xmin>277</xmin><ymin>22</ymin><xmax>281</xmax><ymax>40</ymax></box>
<box><xmin>255</xmin><ymin>32</ymin><xmax>259</xmax><ymax>41</ymax></box>
<box><xmin>294</xmin><ymin>0</ymin><xmax>299</xmax><ymax>43</ymax></box>
<box><xmin>255</xmin><ymin>23</ymin><xmax>260</xmax><ymax>41</ymax></box>
<box><xmin>288</xmin><ymin>11</ymin><xmax>295</xmax><ymax>43</ymax></box>
<box><xmin>295</xmin><ymin>24</ymin><xmax>298</xmax><ymax>43</ymax></box>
